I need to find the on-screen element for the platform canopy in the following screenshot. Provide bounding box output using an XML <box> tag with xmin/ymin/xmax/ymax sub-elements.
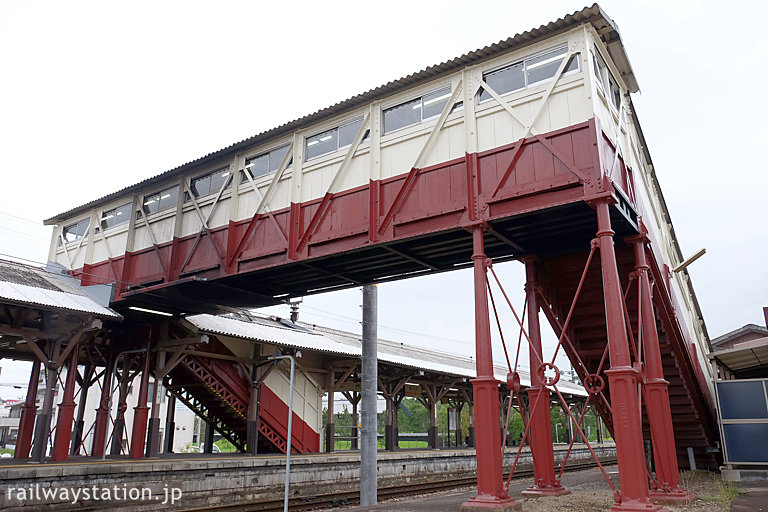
<box><xmin>183</xmin><ymin>313</ymin><xmax>588</xmax><ymax>397</ymax></box>
<box><xmin>709</xmin><ymin>337</ymin><xmax>768</xmax><ymax>374</ymax></box>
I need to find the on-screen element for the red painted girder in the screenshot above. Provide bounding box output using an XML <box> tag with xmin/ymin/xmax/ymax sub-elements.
<box><xmin>78</xmin><ymin>120</ymin><xmax>640</xmax><ymax>305</ymax></box>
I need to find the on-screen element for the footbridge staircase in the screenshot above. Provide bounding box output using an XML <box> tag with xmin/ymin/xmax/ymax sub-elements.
<box><xmin>166</xmin><ymin>341</ymin><xmax>314</xmax><ymax>454</ymax></box>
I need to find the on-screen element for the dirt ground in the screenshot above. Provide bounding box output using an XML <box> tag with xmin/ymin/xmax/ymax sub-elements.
<box><xmin>519</xmin><ymin>471</ymin><xmax>731</xmax><ymax>512</ymax></box>
<box><xmin>327</xmin><ymin>468</ymin><xmax>737</xmax><ymax>512</ymax></box>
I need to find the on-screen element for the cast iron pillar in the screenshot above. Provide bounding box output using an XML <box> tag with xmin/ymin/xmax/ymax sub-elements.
<box><xmin>456</xmin><ymin>403</ymin><xmax>463</xmax><ymax>447</ymax></box>
<box><xmin>351</xmin><ymin>396</ymin><xmax>360</xmax><ymax>450</ymax></box>
<box><xmin>111</xmin><ymin>379</ymin><xmax>129</xmax><ymax>455</ymax></box>
<box><xmin>426</xmin><ymin>387</ymin><xmax>438</xmax><ymax>449</ymax></box>
<box><xmin>146</xmin><ymin>350</ymin><xmax>165</xmax><ymax>457</ymax></box>
<box><xmin>129</xmin><ymin>348</ymin><xmax>151</xmax><ymax>458</ymax></box>
<box><xmin>384</xmin><ymin>393</ymin><xmax>394</xmax><ymax>451</ymax></box>
<box><xmin>246</xmin><ymin>383</ymin><xmax>260</xmax><ymax>455</ymax></box>
<box><xmin>521</xmin><ymin>258</ymin><xmax>569</xmax><ymax>496</ymax></box>
<box><xmin>460</xmin><ymin>226</ymin><xmax>521</xmax><ymax>512</ymax></box>
<box><xmin>595</xmin><ymin>199</ymin><xmax>666</xmax><ymax>512</ymax></box>
<box><xmin>204</xmin><ymin>421</ymin><xmax>215</xmax><ymax>453</ymax></box>
<box><xmin>246</xmin><ymin>345</ymin><xmax>260</xmax><ymax>455</ymax></box>
<box><xmin>393</xmin><ymin>393</ymin><xmax>403</xmax><ymax>448</ymax></box>
<box><xmin>32</xmin><ymin>352</ymin><xmax>57</xmax><ymax>463</ymax></box>
<box><xmin>92</xmin><ymin>358</ymin><xmax>112</xmax><ymax>457</ymax></box>
<box><xmin>326</xmin><ymin>372</ymin><xmax>335</xmax><ymax>452</ymax></box>
<box><xmin>14</xmin><ymin>360</ymin><xmax>40</xmax><ymax>459</ymax></box>
<box><xmin>52</xmin><ymin>343</ymin><xmax>79</xmax><ymax>461</ymax></box>
<box><xmin>468</xmin><ymin>399</ymin><xmax>475</xmax><ymax>447</ymax></box>
<box><xmin>163</xmin><ymin>392</ymin><xmax>176</xmax><ymax>453</ymax></box>
<box><xmin>71</xmin><ymin>365</ymin><xmax>92</xmax><ymax>455</ymax></box>
<box><xmin>629</xmin><ymin>235</ymin><xmax>693</xmax><ymax>503</ymax></box>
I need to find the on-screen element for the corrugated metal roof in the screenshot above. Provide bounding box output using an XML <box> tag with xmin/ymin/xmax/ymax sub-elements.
<box><xmin>0</xmin><ymin>259</ymin><xmax>122</xmax><ymax>319</ymax></box>
<box><xmin>184</xmin><ymin>313</ymin><xmax>587</xmax><ymax>396</ymax></box>
<box><xmin>709</xmin><ymin>337</ymin><xmax>768</xmax><ymax>372</ymax></box>
<box><xmin>45</xmin><ymin>3</ymin><xmax>635</xmax><ymax>225</ymax></box>
<box><xmin>183</xmin><ymin>314</ymin><xmax>360</xmax><ymax>357</ymax></box>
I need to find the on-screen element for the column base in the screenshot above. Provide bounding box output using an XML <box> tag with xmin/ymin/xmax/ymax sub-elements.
<box><xmin>521</xmin><ymin>483</ymin><xmax>571</xmax><ymax>497</ymax></box>
<box><xmin>606</xmin><ymin>499</ymin><xmax>669</xmax><ymax>512</ymax></box>
<box><xmin>649</xmin><ymin>488</ymin><xmax>695</xmax><ymax>505</ymax></box>
<box><xmin>460</xmin><ymin>495</ymin><xmax>522</xmax><ymax>512</ymax></box>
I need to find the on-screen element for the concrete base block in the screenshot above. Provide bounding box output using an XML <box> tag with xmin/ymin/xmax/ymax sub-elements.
<box><xmin>460</xmin><ymin>496</ymin><xmax>522</xmax><ymax>512</ymax></box>
<box><xmin>721</xmin><ymin>468</ymin><xmax>768</xmax><ymax>482</ymax></box>
<box><xmin>649</xmin><ymin>488</ymin><xmax>695</xmax><ymax>505</ymax></box>
<box><xmin>606</xmin><ymin>500</ymin><xmax>669</xmax><ymax>512</ymax></box>
<box><xmin>521</xmin><ymin>484</ymin><xmax>570</xmax><ymax>497</ymax></box>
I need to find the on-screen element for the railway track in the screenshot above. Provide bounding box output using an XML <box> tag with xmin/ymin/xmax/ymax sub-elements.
<box><xmin>185</xmin><ymin>457</ymin><xmax>617</xmax><ymax>512</ymax></box>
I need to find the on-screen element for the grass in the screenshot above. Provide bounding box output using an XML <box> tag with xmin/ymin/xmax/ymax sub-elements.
<box><xmin>214</xmin><ymin>439</ymin><xmax>238</xmax><ymax>453</ymax></box>
<box><xmin>680</xmin><ymin>470</ymin><xmax>740</xmax><ymax>506</ymax></box>
<box><xmin>0</xmin><ymin>448</ymin><xmax>13</xmax><ymax>456</ymax></box>
<box><xmin>701</xmin><ymin>480</ymin><xmax>739</xmax><ymax>505</ymax></box>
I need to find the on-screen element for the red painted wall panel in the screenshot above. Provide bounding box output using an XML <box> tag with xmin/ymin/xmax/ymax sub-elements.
<box><xmin>79</xmin><ymin>120</ymin><xmax>635</xmax><ymax>304</ymax></box>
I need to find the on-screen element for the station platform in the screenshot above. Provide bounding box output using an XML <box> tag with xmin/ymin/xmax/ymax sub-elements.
<box><xmin>0</xmin><ymin>444</ymin><xmax>616</xmax><ymax>511</ymax></box>
<box><xmin>340</xmin><ymin>464</ymin><xmax>618</xmax><ymax>512</ymax></box>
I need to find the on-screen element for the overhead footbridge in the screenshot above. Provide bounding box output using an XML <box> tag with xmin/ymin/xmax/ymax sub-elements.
<box><xmin>41</xmin><ymin>5</ymin><xmax>718</xmax><ymax>511</ymax></box>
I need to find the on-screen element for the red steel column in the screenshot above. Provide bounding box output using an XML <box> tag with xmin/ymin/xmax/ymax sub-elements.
<box><xmin>14</xmin><ymin>361</ymin><xmax>40</xmax><ymax>459</ymax></box>
<box><xmin>595</xmin><ymin>200</ymin><xmax>665</xmax><ymax>512</ymax></box>
<box><xmin>52</xmin><ymin>344</ymin><xmax>79</xmax><ymax>461</ymax></box>
<box><xmin>461</xmin><ymin>226</ymin><xmax>521</xmax><ymax>512</ymax></box>
<box><xmin>521</xmin><ymin>258</ymin><xmax>569</xmax><ymax>497</ymax></box>
<box><xmin>629</xmin><ymin>236</ymin><xmax>693</xmax><ymax>502</ymax></box>
<box><xmin>129</xmin><ymin>349</ymin><xmax>151</xmax><ymax>458</ymax></box>
<box><xmin>91</xmin><ymin>360</ymin><xmax>113</xmax><ymax>457</ymax></box>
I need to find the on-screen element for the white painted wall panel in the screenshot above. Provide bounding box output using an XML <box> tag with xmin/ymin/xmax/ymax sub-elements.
<box><xmin>381</xmin><ymin>133</ymin><xmax>428</xmax><ymax>179</ymax></box>
<box><xmin>340</xmin><ymin>153</ymin><xmax>370</xmax><ymax>192</ymax></box>
<box><xmin>208</xmin><ymin>197</ymin><xmax>230</xmax><ymax>230</ymax></box>
<box><xmin>236</xmin><ymin>188</ymin><xmax>259</xmax><ymax>222</ymax></box>
<box><xmin>92</xmin><ymin>231</ymin><xmax>128</xmax><ymax>262</ymax></box>
<box><xmin>133</xmin><ymin>216</ymin><xmax>175</xmax><ymax>251</ymax></box>
<box><xmin>263</xmin><ymin>366</ymin><xmax>322</xmax><ymax>433</ymax></box>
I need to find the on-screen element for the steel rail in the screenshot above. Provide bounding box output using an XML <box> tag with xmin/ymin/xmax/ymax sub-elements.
<box><xmin>182</xmin><ymin>455</ymin><xmax>617</xmax><ymax>512</ymax></box>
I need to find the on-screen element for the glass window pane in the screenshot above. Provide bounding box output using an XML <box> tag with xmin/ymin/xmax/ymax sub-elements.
<box><xmin>526</xmin><ymin>46</ymin><xmax>568</xmax><ymax>85</ymax></box>
<box><xmin>422</xmin><ymin>87</ymin><xmax>451</xmax><ymax>119</ymax></box>
<box><xmin>338</xmin><ymin>118</ymin><xmax>363</xmax><ymax>148</ymax></box>
<box><xmin>565</xmin><ymin>53</ymin><xmax>580</xmax><ymax>74</ymax></box>
<box><xmin>143</xmin><ymin>193</ymin><xmax>160</xmax><ymax>215</ymax></box>
<box><xmin>479</xmin><ymin>61</ymin><xmax>524</xmax><ymax>102</ymax></box>
<box><xmin>384</xmin><ymin>98</ymin><xmax>421</xmax><ymax>134</ymax></box>
<box><xmin>722</xmin><ymin>423</ymin><xmax>768</xmax><ymax>463</ymax></box>
<box><xmin>593</xmin><ymin>53</ymin><xmax>603</xmax><ymax>81</ymax></box>
<box><xmin>609</xmin><ymin>77</ymin><xmax>621</xmax><ymax>109</ymax></box>
<box><xmin>113</xmin><ymin>203</ymin><xmax>131</xmax><ymax>225</ymax></box>
<box><xmin>717</xmin><ymin>381</ymin><xmax>768</xmax><ymax>419</ymax></box>
<box><xmin>191</xmin><ymin>174</ymin><xmax>211</xmax><ymax>197</ymax></box>
<box><xmin>157</xmin><ymin>187</ymin><xmax>178</xmax><ymax>211</ymax></box>
<box><xmin>306</xmin><ymin>128</ymin><xmax>338</xmax><ymax>159</ymax></box>
<box><xmin>63</xmin><ymin>224</ymin><xmax>77</xmax><ymax>242</ymax></box>
<box><xmin>76</xmin><ymin>219</ymin><xmax>90</xmax><ymax>238</ymax></box>
<box><xmin>63</xmin><ymin>219</ymin><xmax>89</xmax><ymax>243</ymax></box>
<box><xmin>209</xmin><ymin>168</ymin><xmax>231</xmax><ymax>193</ymax></box>
<box><xmin>246</xmin><ymin>154</ymin><xmax>270</xmax><ymax>179</ymax></box>
<box><xmin>102</xmin><ymin>203</ymin><xmax>131</xmax><ymax>229</ymax></box>
<box><xmin>269</xmin><ymin>145</ymin><xmax>290</xmax><ymax>172</ymax></box>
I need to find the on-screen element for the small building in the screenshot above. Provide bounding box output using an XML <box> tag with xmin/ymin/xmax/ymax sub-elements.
<box><xmin>709</xmin><ymin>311</ymin><xmax>768</xmax><ymax>479</ymax></box>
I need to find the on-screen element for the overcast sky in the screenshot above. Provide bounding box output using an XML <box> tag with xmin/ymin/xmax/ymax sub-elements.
<box><xmin>1</xmin><ymin>0</ymin><xmax>766</xmax><ymax>396</ymax></box>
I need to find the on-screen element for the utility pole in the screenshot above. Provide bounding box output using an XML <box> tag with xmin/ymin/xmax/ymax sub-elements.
<box><xmin>360</xmin><ymin>284</ymin><xmax>378</xmax><ymax>506</ymax></box>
